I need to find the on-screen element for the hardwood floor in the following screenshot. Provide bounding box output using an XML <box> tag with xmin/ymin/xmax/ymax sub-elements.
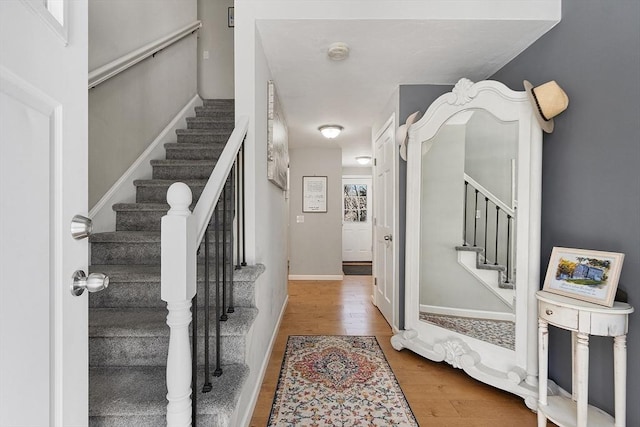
<box><xmin>250</xmin><ymin>276</ymin><xmax>550</xmax><ymax>426</ymax></box>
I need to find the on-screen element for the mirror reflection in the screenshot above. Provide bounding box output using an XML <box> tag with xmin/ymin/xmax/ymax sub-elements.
<box><xmin>418</xmin><ymin>109</ymin><xmax>518</xmax><ymax>349</ymax></box>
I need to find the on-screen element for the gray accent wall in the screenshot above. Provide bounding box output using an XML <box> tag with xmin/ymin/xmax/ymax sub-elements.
<box><xmin>89</xmin><ymin>0</ymin><xmax>198</xmax><ymax>207</ymax></box>
<box><xmin>197</xmin><ymin>0</ymin><xmax>234</xmax><ymax>99</ymax></box>
<box><xmin>289</xmin><ymin>147</ymin><xmax>343</xmax><ymax>277</ymax></box>
<box><xmin>491</xmin><ymin>1</ymin><xmax>640</xmax><ymax>422</ymax></box>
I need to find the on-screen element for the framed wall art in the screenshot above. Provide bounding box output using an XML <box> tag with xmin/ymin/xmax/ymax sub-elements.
<box><xmin>542</xmin><ymin>247</ymin><xmax>624</xmax><ymax>306</ymax></box>
<box><xmin>267</xmin><ymin>80</ymin><xmax>289</xmax><ymax>190</ymax></box>
<box><xmin>302</xmin><ymin>176</ymin><xmax>327</xmax><ymax>213</ymax></box>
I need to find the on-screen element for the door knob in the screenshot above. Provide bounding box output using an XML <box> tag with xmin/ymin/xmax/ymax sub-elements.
<box><xmin>71</xmin><ymin>215</ymin><xmax>93</xmax><ymax>240</ymax></box>
<box><xmin>384</xmin><ymin>234</ymin><xmax>392</xmax><ymax>241</ymax></box>
<box><xmin>71</xmin><ymin>270</ymin><xmax>109</xmax><ymax>296</ymax></box>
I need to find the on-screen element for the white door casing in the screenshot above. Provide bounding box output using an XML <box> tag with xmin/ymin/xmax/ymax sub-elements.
<box><xmin>342</xmin><ymin>176</ymin><xmax>372</xmax><ymax>262</ymax></box>
<box><xmin>373</xmin><ymin>116</ymin><xmax>396</xmax><ymax>328</ymax></box>
<box><xmin>0</xmin><ymin>1</ymin><xmax>88</xmax><ymax>426</ymax></box>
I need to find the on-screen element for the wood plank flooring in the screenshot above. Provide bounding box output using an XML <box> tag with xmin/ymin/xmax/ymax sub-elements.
<box><xmin>250</xmin><ymin>276</ymin><xmax>552</xmax><ymax>426</ymax></box>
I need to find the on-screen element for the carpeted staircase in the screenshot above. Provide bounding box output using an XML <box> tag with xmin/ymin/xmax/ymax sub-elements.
<box><xmin>88</xmin><ymin>99</ymin><xmax>262</xmax><ymax>426</ymax></box>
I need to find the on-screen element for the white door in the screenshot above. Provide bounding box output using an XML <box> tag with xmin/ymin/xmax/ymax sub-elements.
<box><xmin>342</xmin><ymin>176</ymin><xmax>372</xmax><ymax>262</ymax></box>
<box><xmin>0</xmin><ymin>1</ymin><xmax>88</xmax><ymax>426</ymax></box>
<box><xmin>373</xmin><ymin>117</ymin><xmax>395</xmax><ymax>328</ymax></box>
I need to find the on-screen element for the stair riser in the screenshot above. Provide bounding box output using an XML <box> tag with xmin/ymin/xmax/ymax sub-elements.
<box><xmin>152</xmin><ymin>164</ymin><xmax>214</xmax><ymax>180</ymax></box>
<box><xmin>177</xmin><ymin>132</ymin><xmax>230</xmax><ymax>144</ymax></box>
<box><xmin>136</xmin><ymin>184</ymin><xmax>204</xmax><ymax>203</ymax></box>
<box><xmin>88</xmin><ymin>415</ymin><xmax>165</xmax><ymax>427</ymax></box>
<box><xmin>165</xmin><ymin>146</ymin><xmax>223</xmax><ymax>160</ymax></box>
<box><xmin>89</xmin><ymin>279</ymin><xmax>255</xmax><ymax>309</ymax></box>
<box><xmin>195</xmin><ymin>109</ymin><xmax>234</xmax><ymax>119</ymax></box>
<box><xmin>90</xmin><ymin>335</ymin><xmax>246</xmax><ymax>367</ymax></box>
<box><xmin>116</xmin><ymin>210</ymin><xmax>234</xmax><ymax>231</ymax></box>
<box><xmin>186</xmin><ymin>119</ymin><xmax>234</xmax><ymax>130</ymax></box>
<box><xmin>91</xmin><ymin>241</ymin><xmax>232</xmax><ymax>265</ymax></box>
<box><xmin>202</xmin><ymin>99</ymin><xmax>234</xmax><ymax>108</ymax></box>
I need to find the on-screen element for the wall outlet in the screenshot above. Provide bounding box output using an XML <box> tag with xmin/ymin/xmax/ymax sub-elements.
<box><xmin>476</xmin><ymin>209</ymin><xmax>481</xmax><ymax>219</ymax></box>
<box><xmin>203</xmin><ymin>50</ymin><xmax>210</xmax><ymax>60</ymax></box>
<box><xmin>296</xmin><ymin>215</ymin><xmax>304</xmax><ymax>223</ymax></box>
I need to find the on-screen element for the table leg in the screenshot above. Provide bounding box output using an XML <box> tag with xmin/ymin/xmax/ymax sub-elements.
<box><xmin>614</xmin><ymin>335</ymin><xmax>627</xmax><ymax>427</ymax></box>
<box><xmin>538</xmin><ymin>318</ymin><xmax>548</xmax><ymax>427</ymax></box>
<box><xmin>575</xmin><ymin>332</ymin><xmax>589</xmax><ymax>427</ymax></box>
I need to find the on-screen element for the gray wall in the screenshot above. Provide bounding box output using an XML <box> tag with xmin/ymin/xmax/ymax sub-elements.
<box><xmin>398</xmin><ymin>85</ymin><xmax>449</xmax><ymax>329</ymax></box>
<box><xmin>197</xmin><ymin>0</ymin><xmax>234</xmax><ymax>99</ymax></box>
<box><xmin>289</xmin><ymin>147</ymin><xmax>343</xmax><ymax>276</ymax></box>
<box><xmin>491</xmin><ymin>1</ymin><xmax>640</xmax><ymax>422</ymax></box>
<box><xmin>89</xmin><ymin>0</ymin><xmax>198</xmax><ymax>207</ymax></box>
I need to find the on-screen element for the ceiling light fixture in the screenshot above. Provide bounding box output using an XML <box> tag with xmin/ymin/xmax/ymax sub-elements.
<box><xmin>318</xmin><ymin>125</ymin><xmax>343</xmax><ymax>139</ymax></box>
<box><xmin>327</xmin><ymin>42</ymin><xmax>350</xmax><ymax>61</ymax></box>
<box><xmin>356</xmin><ymin>156</ymin><xmax>372</xmax><ymax>165</ymax></box>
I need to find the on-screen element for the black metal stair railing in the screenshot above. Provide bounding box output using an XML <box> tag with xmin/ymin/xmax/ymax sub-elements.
<box><xmin>189</xmin><ymin>143</ymin><xmax>246</xmax><ymax>426</ymax></box>
<box><xmin>462</xmin><ymin>178</ymin><xmax>515</xmax><ymax>285</ymax></box>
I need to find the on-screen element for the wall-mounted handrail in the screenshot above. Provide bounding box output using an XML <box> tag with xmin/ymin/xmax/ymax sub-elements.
<box><xmin>88</xmin><ymin>20</ymin><xmax>202</xmax><ymax>89</ymax></box>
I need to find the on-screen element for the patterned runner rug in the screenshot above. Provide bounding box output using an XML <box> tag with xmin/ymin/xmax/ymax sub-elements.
<box><xmin>268</xmin><ymin>335</ymin><xmax>418</xmax><ymax>426</ymax></box>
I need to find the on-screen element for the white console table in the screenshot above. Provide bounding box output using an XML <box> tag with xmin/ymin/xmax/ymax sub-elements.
<box><xmin>536</xmin><ymin>290</ymin><xmax>634</xmax><ymax>427</ymax></box>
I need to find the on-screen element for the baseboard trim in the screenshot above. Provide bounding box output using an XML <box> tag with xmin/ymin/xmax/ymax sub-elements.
<box><xmin>88</xmin><ymin>94</ymin><xmax>203</xmax><ymax>232</ymax></box>
<box><xmin>238</xmin><ymin>295</ymin><xmax>289</xmax><ymax>427</ymax></box>
<box><xmin>288</xmin><ymin>274</ymin><xmax>344</xmax><ymax>281</ymax></box>
<box><xmin>419</xmin><ymin>304</ymin><xmax>515</xmax><ymax>322</ymax></box>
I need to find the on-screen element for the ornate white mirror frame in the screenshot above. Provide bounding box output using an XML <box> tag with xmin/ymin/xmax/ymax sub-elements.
<box><xmin>392</xmin><ymin>78</ymin><xmax>543</xmax><ymax>409</ymax></box>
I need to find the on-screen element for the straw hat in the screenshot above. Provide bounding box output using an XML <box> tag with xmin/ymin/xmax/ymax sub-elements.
<box><xmin>397</xmin><ymin>111</ymin><xmax>421</xmax><ymax>160</ymax></box>
<box><xmin>524</xmin><ymin>80</ymin><xmax>569</xmax><ymax>133</ymax></box>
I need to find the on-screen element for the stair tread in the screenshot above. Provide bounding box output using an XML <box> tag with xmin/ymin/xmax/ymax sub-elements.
<box><xmin>90</xmin><ymin>231</ymin><xmax>160</xmax><ymax>243</ymax></box>
<box><xmin>113</xmin><ymin>202</ymin><xmax>169</xmax><ymax>212</ymax></box>
<box><xmin>164</xmin><ymin>142</ymin><xmax>225</xmax><ymax>149</ymax></box>
<box><xmin>150</xmin><ymin>159</ymin><xmax>215</xmax><ymax>166</ymax></box>
<box><xmin>455</xmin><ymin>245</ymin><xmax>483</xmax><ymax>253</ymax></box>
<box><xmin>90</xmin><ymin>263</ymin><xmax>265</xmax><ymax>283</ymax></box>
<box><xmin>134</xmin><ymin>178</ymin><xmax>207</xmax><ymax>186</ymax></box>
<box><xmin>176</xmin><ymin>128</ymin><xmax>231</xmax><ymax>135</ymax></box>
<box><xmin>89</xmin><ymin>363</ymin><xmax>248</xmax><ymax>417</ymax></box>
<box><xmin>187</xmin><ymin>116</ymin><xmax>234</xmax><ymax>122</ymax></box>
<box><xmin>90</xmin><ymin>307</ymin><xmax>258</xmax><ymax>337</ymax></box>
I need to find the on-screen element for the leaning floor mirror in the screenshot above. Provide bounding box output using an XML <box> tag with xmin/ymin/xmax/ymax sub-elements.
<box><xmin>392</xmin><ymin>78</ymin><xmax>543</xmax><ymax>408</ymax></box>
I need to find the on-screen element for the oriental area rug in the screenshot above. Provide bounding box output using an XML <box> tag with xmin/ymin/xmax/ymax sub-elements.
<box><xmin>268</xmin><ymin>335</ymin><xmax>418</xmax><ymax>426</ymax></box>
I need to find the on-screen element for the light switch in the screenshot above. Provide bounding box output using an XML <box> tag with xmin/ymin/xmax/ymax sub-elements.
<box><xmin>296</xmin><ymin>215</ymin><xmax>304</xmax><ymax>223</ymax></box>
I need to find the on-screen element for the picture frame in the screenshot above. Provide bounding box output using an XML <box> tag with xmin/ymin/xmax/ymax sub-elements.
<box><xmin>542</xmin><ymin>247</ymin><xmax>624</xmax><ymax>307</ymax></box>
<box><xmin>267</xmin><ymin>80</ymin><xmax>289</xmax><ymax>190</ymax></box>
<box><xmin>302</xmin><ymin>176</ymin><xmax>327</xmax><ymax>213</ymax></box>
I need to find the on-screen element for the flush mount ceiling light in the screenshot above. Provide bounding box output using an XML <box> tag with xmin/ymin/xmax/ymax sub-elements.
<box><xmin>356</xmin><ymin>156</ymin><xmax>372</xmax><ymax>165</ymax></box>
<box><xmin>318</xmin><ymin>125</ymin><xmax>343</xmax><ymax>139</ymax></box>
<box><xmin>327</xmin><ymin>42</ymin><xmax>350</xmax><ymax>61</ymax></box>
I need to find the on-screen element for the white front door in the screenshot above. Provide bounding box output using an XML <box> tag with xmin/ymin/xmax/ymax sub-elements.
<box><xmin>0</xmin><ymin>1</ymin><xmax>88</xmax><ymax>426</ymax></box>
<box><xmin>342</xmin><ymin>176</ymin><xmax>372</xmax><ymax>262</ymax></box>
<box><xmin>373</xmin><ymin>117</ymin><xmax>396</xmax><ymax>328</ymax></box>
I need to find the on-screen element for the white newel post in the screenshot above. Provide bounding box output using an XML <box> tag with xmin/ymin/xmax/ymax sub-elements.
<box><xmin>161</xmin><ymin>183</ymin><xmax>197</xmax><ymax>427</ymax></box>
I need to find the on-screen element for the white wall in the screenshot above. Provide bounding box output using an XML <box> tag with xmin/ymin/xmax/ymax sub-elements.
<box><xmin>289</xmin><ymin>147</ymin><xmax>343</xmax><ymax>277</ymax></box>
<box><xmin>88</xmin><ymin>0</ymin><xmax>198</xmax><ymax>207</ymax></box>
<box><xmin>197</xmin><ymin>0</ymin><xmax>234</xmax><ymax>99</ymax></box>
<box><xmin>342</xmin><ymin>166</ymin><xmax>372</xmax><ymax>176</ymax></box>
<box><xmin>232</xmin><ymin>19</ymin><xmax>289</xmax><ymax>425</ymax></box>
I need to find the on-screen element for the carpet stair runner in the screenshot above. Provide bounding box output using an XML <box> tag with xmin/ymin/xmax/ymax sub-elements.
<box><xmin>88</xmin><ymin>99</ymin><xmax>262</xmax><ymax>426</ymax></box>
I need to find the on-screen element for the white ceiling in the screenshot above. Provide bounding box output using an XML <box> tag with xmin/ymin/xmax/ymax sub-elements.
<box><xmin>256</xmin><ymin>17</ymin><xmax>558</xmax><ymax>167</ymax></box>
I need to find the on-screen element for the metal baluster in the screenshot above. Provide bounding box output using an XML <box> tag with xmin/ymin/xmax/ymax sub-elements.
<box><xmin>202</xmin><ymin>230</ymin><xmax>212</xmax><ymax>392</ymax></box>
<box><xmin>494</xmin><ymin>206</ymin><xmax>500</xmax><ymax>266</ymax></box>
<box><xmin>462</xmin><ymin>181</ymin><xmax>468</xmax><ymax>246</ymax></box>
<box><xmin>473</xmin><ymin>189</ymin><xmax>479</xmax><ymax>247</ymax></box>
<box><xmin>214</xmin><ymin>200</ymin><xmax>222</xmax><ymax>377</ymax></box>
<box><xmin>228</xmin><ymin>170</ymin><xmax>235</xmax><ymax>314</ymax></box>
<box><xmin>241</xmin><ymin>142</ymin><xmax>247</xmax><ymax>266</ymax></box>
<box><xmin>191</xmin><ymin>293</ymin><xmax>197</xmax><ymax>424</ymax></box>
<box><xmin>221</xmin><ymin>184</ymin><xmax>228</xmax><ymax>322</ymax></box>
<box><xmin>483</xmin><ymin>197</ymin><xmax>489</xmax><ymax>264</ymax></box>
<box><xmin>505</xmin><ymin>214</ymin><xmax>512</xmax><ymax>284</ymax></box>
<box><xmin>236</xmin><ymin>153</ymin><xmax>242</xmax><ymax>271</ymax></box>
